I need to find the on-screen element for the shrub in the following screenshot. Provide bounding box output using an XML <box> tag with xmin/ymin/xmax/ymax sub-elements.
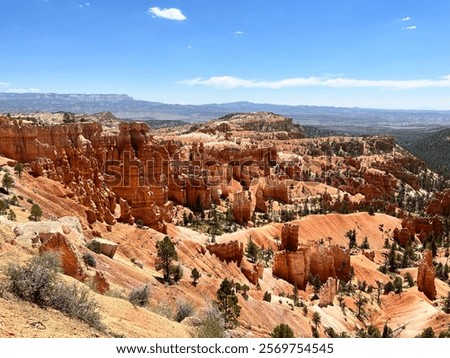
<box><xmin>7</xmin><ymin>209</ymin><xmax>16</xmax><ymax>221</ymax></box>
<box><xmin>82</xmin><ymin>252</ymin><xmax>97</xmax><ymax>267</ymax></box>
<box><xmin>416</xmin><ymin>327</ymin><xmax>435</xmax><ymax>338</ymax></box>
<box><xmin>263</xmin><ymin>291</ymin><xmax>272</xmax><ymax>302</ymax></box>
<box><xmin>271</xmin><ymin>323</ymin><xmax>294</xmax><ymax>338</ymax></box>
<box><xmin>129</xmin><ymin>285</ymin><xmax>150</xmax><ymax>307</ymax></box>
<box><xmin>86</xmin><ymin>240</ymin><xmax>101</xmax><ymax>254</ymax></box>
<box><xmin>195</xmin><ymin>305</ymin><xmax>225</xmax><ymax>338</ymax></box>
<box><xmin>216</xmin><ymin>278</ymin><xmax>241</xmax><ymax>329</ymax></box>
<box><xmin>7</xmin><ymin>252</ymin><xmax>61</xmax><ymax>306</ymax></box>
<box><xmin>190</xmin><ymin>267</ymin><xmax>201</xmax><ymax>286</ymax></box>
<box><xmin>175</xmin><ymin>299</ymin><xmax>195</xmax><ymax>322</ymax></box>
<box><xmin>29</xmin><ymin>203</ymin><xmax>42</xmax><ymax>221</ymax></box>
<box><xmin>6</xmin><ymin>252</ymin><xmax>102</xmax><ymax>329</ymax></box>
<box><xmin>0</xmin><ymin>199</ymin><xmax>9</xmax><ymax>215</ymax></box>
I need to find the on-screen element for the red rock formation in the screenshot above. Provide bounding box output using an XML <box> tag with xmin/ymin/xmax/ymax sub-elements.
<box><xmin>39</xmin><ymin>233</ymin><xmax>86</xmax><ymax>281</ymax></box>
<box><xmin>426</xmin><ymin>189</ymin><xmax>450</xmax><ymax>217</ymax></box>
<box><xmin>232</xmin><ymin>191</ymin><xmax>252</xmax><ymax>225</ymax></box>
<box><xmin>273</xmin><ymin>228</ymin><xmax>350</xmax><ymax>288</ymax></box>
<box><xmin>280</xmin><ymin>224</ymin><xmax>299</xmax><ymax>251</ymax></box>
<box><xmin>206</xmin><ymin>240</ymin><xmax>244</xmax><ymax>265</ymax></box>
<box><xmin>273</xmin><ymin>248</ymin><xmax>310</xmax><ymax>290</ymax></box>
<box><xmin>90</xmin><ymin>238</ymin><xmax>119</xmax><ymax>259</ymax></box>
<box><xmin>119</xmin><ymin>198</ymin><xmax>135</xmax><ymax>225</ymax></box>
<box><xmin>362</xmin><ymin>250</ymin><xmax>375</xmax><ymax>261</ymax></box>
<box><xmin>309</xmin><ymin>243</ymin><xmax>351</xmax><ymax>283</ymax></box>
<box><xmin>240</xmin><ymin>258</ymin><xmax>264</xmax><ymax>285</ymax></box>
<box><xmin>401</xmin><ymin>215</ymin><xmax>444</xmax><ymax>243</ymax></box>
<box><xmin>319</xmin><ymin>277</ymin><xmax>337</xmax><ymax>307</ymax></box>
<box><xmin>393</xmin><ymin>227</ymin><xmax>412</xmax><ymax>247</ymax></box>
<box><xmin>93</xmin><ymin>271</ymin><xmax>110</xmax><ymax>294</ymax></box>
<box><xmin>417</xmin><ymin>250</ymin><xmax>437</xmax><ymax>300</ymax></box>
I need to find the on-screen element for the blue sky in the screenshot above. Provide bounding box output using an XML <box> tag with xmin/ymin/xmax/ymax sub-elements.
<box><xmin>1</xmin><ymin>0</ymin><xmax>450</xmax><ymax>109</ymax></box>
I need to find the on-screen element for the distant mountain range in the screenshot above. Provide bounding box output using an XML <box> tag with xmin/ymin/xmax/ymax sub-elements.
<box><xmin>1</xmin><ymin>92</ymin><xmax>450</xmax><ymax>128</ymax></box>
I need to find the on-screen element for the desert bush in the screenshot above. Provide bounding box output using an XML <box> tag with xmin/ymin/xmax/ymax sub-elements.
<box><xmin>195</xmin><ymin>304</ymin><xmax>225</xmax><ymax>338</ymax></box>
<box><xmin>82</xmin><ymin>252</ymin><xmax>97</xmax><ymax>268</ymax></box>
<box><xmin>271</xmin><ymin>323</ymin><xmax>294</xmax><ymax>338</ymax></box>
<box><xmin>263</xmin><ymin>291</ymin><xmax>272</xmax><ymax>302</ymax></box>
<box><xmin>153</xmin><ymin>300</ymin><xmax>174</xmax><ymax>320</ymax></box>
<box><xmin>6</xmin><ymin>252</ymin><xmax>102</xmax><ymax>329</ymax></box>
<box><xmin>175</xmin><ymin>299</ymin><xmax>195</xmax><ymax>322</ymax></box>
<box><xmin>51</xmin><ymin>282</ymin><xmax>102</xmax><ymax>329</ymax></box>
<box><xmin>129</xmin><ymin>284</ymin><xmax>150</xmax><ymax>307</ymax></box>
<box><xmin>86</xmin><ymin>240</ymin><xmax>101</xmax><ymax>254</ymax></box>
<box><xmin>7</xmin><ymin>252</ymin><xmax>61</xmax><ymax>306</ymax></box>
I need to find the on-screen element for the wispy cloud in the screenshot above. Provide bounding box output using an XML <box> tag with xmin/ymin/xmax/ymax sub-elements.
<box><xmin>78</xmin><ymin>2</ymin><xmax>90</xmax><ymax>8</ymax></box>
<box><xmin>401</xmin><ymin>16</ymin><xmax>412</xmax><ymax>22</ymax></box>
<box><xmin>148</xmin><ymin>7</ymin><xmax>186</xmax><ymax>21</ymax></box>
<box><xmin>402</xmin><ymin>25</ymin><xmax>417</xmax><ymax>30</ymax></box>
<box><xmin>234</xmin><ymin>31</ymin><xmax>245</xmax><ymax>36</ymax></box>
<box><xmin>0</xmin><ymin>81</ymin><xmax>40</xmax><ymax>93</ymax></box>
<box><xmin>182</xmin><ymin>75</ymin><xmax>450</xmax><ymax>90</ymax></box>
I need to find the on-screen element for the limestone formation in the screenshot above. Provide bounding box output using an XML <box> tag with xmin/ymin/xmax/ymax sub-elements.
<box><xmin>119</xmin><ymin>198</ymin><xmax>135</xmax><ymax>225</ymax></box>
<box><xmin>319</xmin><ymin>277</ymin><xmax>337</xmax><ymax>307</ymax></box>
<box><xmin>206</xmin><ymin>240</ymin><xmax>244</xmax><ymax>265</ymax></box>
<box><xmin>232</xmin><ymin>191</ymin><xmax>252</xmax><ymax>225</ymax></box>
<box><xmin>280</xmin><ymin>224</ymin><xmax>299</xmax><ymax>251</ymax></box>
<box><xmin>39</xmin><ymin>232</ymin><xmax>86</xmax><ymax>281</ymax></box>
<box><xmin>93</xmin><ymin>271</ymin><xmax>110</xmax><ymax>294</ymax></box>
<box><xmin>240</xmin><ymin>258</ymin><xmax>264</xmax><ymax>285</ymax></box>
<box><xmin>273</xmin><ymin>248</ymin><xmax>310</xmax><ymax>289</ymax></box>
<box><xmin>90</xmin><ymin>238</ymin><xmax>119</xmax><ymax>259</ymax></box>
<box><xmin>417</xmin><ymin>250</ymin><xmax>437</xmax><ymax>300</ymax></box>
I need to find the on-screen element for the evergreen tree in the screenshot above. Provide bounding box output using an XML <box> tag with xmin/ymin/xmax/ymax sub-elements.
<box><xmin>216</xmin><ymin>278</ymin><xmax>241</xmax><ymax>329</ymax></box>
<box><xmin>312</xmin><ymin>311</ymin><xmax>321</xmax><ymax>329</ymax></box>
<box><xmin>14</xmin><ymin>162</ymin><xmax>24</xmax><ymax>179</ymax></box>
<box><xmin>271</xmin><ymin>323</ymin><xmax>294</xmax><ymax>338</ymax></box>
<box><xmin>190</xmin><ymin>267</ymin><xmax>201</xmax><ymax>286</ymax></box>
<box><xmin>29</xmin><ymin>203</ymin><xmax>42</xmax><ymax>221</ymax></box>
<box><xmin>245</xmin><ymin>236</ymin><xmax>260</xmax><ymax>263</ymax></box>
<box><xmin>2</xmin><ymin>172</ymin><xmax>14</xmax><ymax>194</ymax></box>
<box><xmin>155</xmin><ymin>236</ymin><xmax>178</xmax><ymax>284</ymax></box>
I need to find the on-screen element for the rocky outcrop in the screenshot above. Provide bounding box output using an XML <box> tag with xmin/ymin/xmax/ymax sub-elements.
<box><xmin>119</xmin><ymin>198</ymin><xmax>135</xmax><ymax>225</ymax></box>
<box><xmin>309</xmin><ymin>243</ymin><xmax>351</xmax><ymax>283</ymax></box>
<box><xmin>401</xmin><ymin>215</ymin><xmax>444</xmax><ymax>244</ymax></box>
<box><xmin>39</xmin><ymin>232</ymin><xmax>86</xmax><ymax>281</ymax></box>
<box><xmin>393</xmin><ymin>227</ymin><xmax>412</xmax><ymax>247</ymax></box>
<box><xmin>90</xmin><ymin>238</ymin><xmax>119</xmax><ymax>259</ymax></box>
<box><xmin>232</xmin><ymin>191</ymin><xmax>252</xmax><ymax>225</ymax></box>
<box><xmin>273</xmin><ymin>224</ymin><xmax>351</xmax><ymax>289</ymax></box>
<box><xmin>426</xmin><ymin>189</ymin><xmax>450</xmax><ymax>217</ymax></box>
<box><xmin>280</xmin><ymin>224</ymin><xmax>299</xmax><ymax>251</ymax></box>
<box><xmin>240</xmin><ymin>258</ymin><xmax>264</xmax><ymax>285</ymax></box>
<box><xmin>93</xmin><ymin>271</ymin><xmax>110</xmax><ymax>294</ymax></box>
<box><xmin>273</xmin><ymin>247</ymin><xmax>310</xmax><ymax>289</ymax></box>
<box><xmin>319</xmin><ymin>277</ymin><xmax>337</xmax><ymax>307</ymax></box>
<box><xmin>417</xmin><ymin>250</ymin><xmax>437</xmax><ymax>300</ymax></box>
<box><xmin>206</xmin><ymin>240</ymin><xmax>244</xmax><ymax>265</ymax></box>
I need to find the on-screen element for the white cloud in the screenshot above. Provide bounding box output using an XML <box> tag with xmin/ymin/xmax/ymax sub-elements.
<box><xmin>0</xmin><ymin>81</ymin><xmax>39</xmax><ymax>93</ymax></box>
<box><xmin>7</xmin><ymin>88</ymin><xmax>40</xmax><ymax>93</ymax></box>
<box><xmin>182</xmin><ymin>75</ymin><xmax>450</xmax><ymax>90</ymax></box>
<box><xmin>401</xmin><ymin>16</ymin><xmax>412</xmax><ymax>22</ymax></box>
<box><xmin>234</xmin><ymin>31</ymin><xmax>245</xmax><ymax>35</ymax></box>
<box><xmin>402</xmin><ymin>25</ymin><xmax>417</xmax><ymax>30</ymax></box>
<box><xmin>148</xmin><ymin>7</ymin><xmax>186</xmax><ymax>21</ymax></box>
<box><xmin>85</xmin><ymin>2</ymin><xmax>91</xmax><ymax>6</ymax></box>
